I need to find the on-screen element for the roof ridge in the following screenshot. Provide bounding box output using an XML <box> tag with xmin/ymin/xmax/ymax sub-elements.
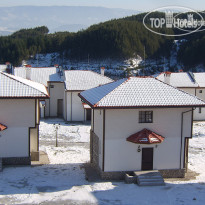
<box><xmin>89</xmin><ymin>70</ymin><xmax>113</xmax><ymax>81</ymax></box>
<box><xmin>64</xmin><ymin>70</ymin><xmax>113</xmax><ymax>81</ymax></box>
<box><xmin>93</xmin><ymin>78</ymin><xmax>128</xmax><ymax>107</ymax></box>
<box><xmin>0</xmin><ymin>72</ymin><xmax>48</xmax><ymax>97</ymax></box>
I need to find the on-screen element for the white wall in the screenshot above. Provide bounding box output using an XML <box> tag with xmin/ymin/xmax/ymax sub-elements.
<box><xmin>93</xmin><ymin>108</ymin><xmax>192</xmax><ymax>172</ymax></box>
<box><xmin>194</xmin><ymin>88</ymin><xmax>205</xmax><ymax>120</ymax></box>
<box><xmin>179</xmin><ymin>88</ymin><xmax>196</xmax><ymax>96</ymax></box>
<box><xmin>179</xmin><ymin>87</ymin><xmax>205</xmax><ymax>121</ymax></box>
<box><xmin>30</xmin><ymin>127</ymin><xmax>38</xmax><ymax>152</ymax></box>
<box><xmin>45</xmin><ymin>82</ymin><xmax>65</xmax><ymax>117</ymax></box>
<box><xmin>0</xmin><ymin>99</ymin><xmax>36</xmax><ymax>158</ymax></box>
<box><xmin>66</xmin><ymin>91</ymin><xmax>85</xmax><ymax>121</ymax></box>
<box><xmin>93</xmin><ymin>109</ymin><xmax>104</xmax><ymax>169</ymax></box>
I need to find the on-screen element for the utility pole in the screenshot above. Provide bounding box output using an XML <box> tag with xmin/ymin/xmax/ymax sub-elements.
<box><xmin>88</xmin><ymin>53</ymin><xmax>90</xmax><ymax>68</ymax></box>
<box><xmin>143</xmin><ymin>46</ymin><xmax>145</xmax><ymax>76</ymax></box>
<box><xmin>37</xmin><ymin>52</ymin><xmax>39</xmax><ymax>67</ymax></box>
<box><xmin>54</xmin><ymin>123</ymin><xmax>60</xmax><ymax>147</ymax></box>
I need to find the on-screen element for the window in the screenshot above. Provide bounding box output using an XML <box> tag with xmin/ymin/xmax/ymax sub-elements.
<box><xmin>50</xmin><ymin>85</ymin><xmax>54</xmax><ymax>88</ymax></box>
<box><xmin>199</xmin><ymin>107</ymin><xmax>202</xmax><ymax>114</ymax></box>
<box><xmin>199</xmin><ymin>90</ymin><xmax>203</xmax><ymax>93</ymax></box>
<box><xmin>139</xmin><ymin>111</ymin><xmax>153</xmax><ymax>123</ymax></box>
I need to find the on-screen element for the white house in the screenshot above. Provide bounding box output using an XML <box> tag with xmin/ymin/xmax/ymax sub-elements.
<box><xmin>0</xmin><ymin>72</ymin><xmax>49</xmax><ymax>165</ymax></box>
<box><xmin>157</xmin><ymin>72</ymin><xmax>205</xmax><ymax>121</ymax></box>
<box><xmin>79</xmin><ymin>77</ymin><xmax>205</xmax><ymax>179</ymax></box>
<box><xmin>64</xmin><ymin>70</ymin><xmax>113</xmax><ymax>122</ymax></box>
<box><xmin>14</xmin><ymin>66</ymin><xmax>64</xmax><ymax>118</ymax></box>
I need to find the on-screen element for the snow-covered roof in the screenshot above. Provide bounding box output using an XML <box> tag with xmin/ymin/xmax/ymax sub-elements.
<box><xmin>79</xmin><ymin>77</ymin><xmax>205</xmax><ymax>108</ymax></box>
<box><xmin>157</xmin><ymin>72</ymin><xmax>198</xmax><ymax>87</ymax></box>
<box><xmin>14</xmin><ymin>67</ymin><xmax>62</xmax><ymax>86</ymax></box>
<box><xmin>193</xmin><ymin>73</ymin><xmax>205</xmax><ymax>87</ymax></box>
<box><xmin>64</xmin><ymin>70</ymin><xmax>113</xmax><ymax>91</ymax></box>
<box><xmin>0</xmin><ymin>72</ymin><xmax>49</xmax><ymax>98</ymax></box>
<box><xmin>0</xmin><ymin>65</ymin><xmax>7</xmax><ymax>72</ymax></box>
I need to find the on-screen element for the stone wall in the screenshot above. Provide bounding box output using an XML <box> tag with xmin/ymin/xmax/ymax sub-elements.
<box><xmin>2</xmin><ymin>157</ymin><xmax>31</xmax><ymax>165</ymax></box>
<box><xmin>159</xmin><ymin>169</ymin><xmax>185</xmax><ymax>178</ymax></box>
<box><xmin>90</xmin><ymin>130</ymin><xmax>99</xmax><ymax>168</ymax></box>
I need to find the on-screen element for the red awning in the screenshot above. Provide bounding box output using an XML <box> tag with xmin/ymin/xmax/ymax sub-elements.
<box><xmin>0</xmin><ymin>123</ymin><xmax>7</xmax><ymax>131</ymax></box>
<box><xmin>127</xmin><ymin>128</ymin><xmax>164</xmax><ymax>144</ymax></box>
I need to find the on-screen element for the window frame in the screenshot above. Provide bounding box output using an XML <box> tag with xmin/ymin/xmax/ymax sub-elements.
<box><xmin>139</xmin><ymin>111</ymin><xmax>153</xmax><ymax>123</ymax></box>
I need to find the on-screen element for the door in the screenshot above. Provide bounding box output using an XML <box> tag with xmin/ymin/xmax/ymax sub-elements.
<box><xmin>86</xmin><ymin>109</ymin><xmax>91</xmax><ymax>121</ymax></box>
<box><xmin>142</xmin><ymin>148</ymin><xmax>153</xmax><ymax>170</ymax></box>
<box><xmin>57</xmin><ymin>99</ymin><xmax>63</xmax><ymax>117</ymax></box>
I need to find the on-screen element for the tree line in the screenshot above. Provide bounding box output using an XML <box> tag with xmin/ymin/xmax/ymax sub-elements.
<box><xmin>2</xmin><ymin>11</ymin><xmax>205</xmax><ymax>68</ymax></box>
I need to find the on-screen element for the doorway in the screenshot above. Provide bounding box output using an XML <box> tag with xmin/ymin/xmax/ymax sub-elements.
<box><xmin>86</xmin><ymin>109</ymin><xmax>91</xmax><ymax>121</ymax></box>
<box><xmin>57</xmin><ymin>99</ymin><xmax>63</xmax><ymax>117</ymax></box>
<box><xmin>142</xmin><ymin>148</ymin><xmax>153</xmax><ymax>170</ymax></box>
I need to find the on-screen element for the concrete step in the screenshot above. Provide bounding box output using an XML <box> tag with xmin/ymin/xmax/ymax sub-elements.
<box><xmin>139</xmin><ymin>181</ymin><xmax>165</xmax><ymax>186</ymax></box>
<box><xmin>135</xmin><ymin>170</ymin><xmax>165</xmax><ymax>186</ymax></box>
<box><xmin>138</xmin><ymin>178</ymin><xmax>164</xmax><ymax>182</ymax></box>
<box><xmin>138</xmin><ymin>175</ymin><xmax>162</xmax><ymax>179</ymax></box>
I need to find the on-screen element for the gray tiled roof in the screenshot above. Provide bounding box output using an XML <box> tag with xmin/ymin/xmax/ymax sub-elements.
<box><xmin>14</xmin><ymin>67</ymin><xmax>62</xmax><ymax>86</ymax></box>
<box><xmin>0</xmin><ymin>72</ymin><xmax>48</xmax><ymax>98</ymax></box>
<box><xmin>64</xmin><ymin>70</ymin><xmax>113</xmax><ymax>91</ymax></box>
<box><xmin>157</xmin><ymin>72</ymin><xmax>201</xmax><ymax>87</ymax></box>
<box><xmin>79</xmin><ymin>77</ymin><xmax>205</xmax><ymax>108</ymax></box>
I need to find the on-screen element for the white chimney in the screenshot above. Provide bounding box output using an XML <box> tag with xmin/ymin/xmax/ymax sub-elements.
<box><xmin>164</xmin><ymin>71</ymin><xmax>171</xmax><ymax>84</ymax></box>
<box><xmin>101</xmin><ymin>67</ymin><xmax>105</xmax><ymax>76</ymax></box>
<box><xmin>26</xmin><ymin>67</ymin><xmax>31</xmax><ymax>80</ymax></box>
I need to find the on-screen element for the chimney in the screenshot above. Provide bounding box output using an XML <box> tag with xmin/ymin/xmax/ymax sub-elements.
<box><xmin>101</xmin><ymin>67</ymin><xmax>105</xmax><ymax>75</ymax></box>
<box><xmin>5</xmin><ymin>62</ymin><xmax>11</xmax><ymax>74</ymax></box>
<box><xmin>164</xmin><ymin>71</ymin><xmax>171</xmax><ymax>84</ymax></box>
<box><xmin>25</xmin><ymin>66</ymin><xmax>32</xmax><ymax>80</ymax></box>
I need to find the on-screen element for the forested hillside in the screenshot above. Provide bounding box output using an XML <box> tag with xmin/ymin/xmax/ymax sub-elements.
<box><xmin>177</xmin><ymin>32</ymin><xmax>205</xmax><ymax>69</ymax></box>
<box><xmin>0</xmin><ymin>11</ymin><xmax>205</xmax><ymax>68</ymax></box>
<box><xmin>0</xmin><ymin>12</ymin><xmax>175</xmax><ymax>66</ymax></box>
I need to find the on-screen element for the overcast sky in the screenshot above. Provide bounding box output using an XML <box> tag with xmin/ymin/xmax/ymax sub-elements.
<box><xmin>0</xmin><ymin>0</ymin><xmax>204</xmax><ymax>11</ymax></box>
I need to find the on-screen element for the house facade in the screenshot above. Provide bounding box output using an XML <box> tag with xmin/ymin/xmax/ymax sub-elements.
<box><xmin>14</xmin><ymin>66</ymin><xmax>64</xmax><ymax>118</ymax></box>
<box><xmin>79</xmin><ymin>77</ymin><xmax>205</xmax><ymax>179</ymax></box>
<box><xmin>0</xmin><ymin>72</ymin><xmax>49</xmax><ymax>165</ymax></box>
<box><xmin>64</xmin><ymin>70</ymin><xmax>113</xmax><ymax>122</ymax></box>
<box><xmin>157</xmin><ymin>72</ymin><xmax>205</xmax><ymax>121</ymax></box>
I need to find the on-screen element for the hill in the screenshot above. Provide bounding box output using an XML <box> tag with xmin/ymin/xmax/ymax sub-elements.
<box><xmin>0</xmin><ymin>6</ymin><xmax>139</xmax><ymax>35</ymax></box>
<box><xmin>0</xmin><ymin>11</ymin><xmax>176</xmax><ymax>66</ymax></box>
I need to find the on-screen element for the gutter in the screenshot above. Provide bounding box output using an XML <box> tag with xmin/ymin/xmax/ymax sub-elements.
<box><xmin>180</xmin><ymin>108</ymin><xmax>195</xmax><ymax>169</ymax></box>
<box><xmin>71</xmin><ymin>92</ymin><xmax>73</xmax><ymax>121</ymax></box>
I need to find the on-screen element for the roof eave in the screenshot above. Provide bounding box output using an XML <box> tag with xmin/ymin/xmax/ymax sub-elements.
<box><xmin>89</xmin><ymin>104</ymin><xmax>205</xmax><ymax>109</ymax></box>
<box><xmin>0</xmin><ymin>96</ymin><xmax>50</xmax><ymax>99</ymax></box>
<box><xmin>78</xmin><ymin>93</ymin><xmax>95</xmax><ymax>108</ymax></box>
<box><xmin>66</xmin><ymin>90</ymin><xmax>85</xmax><ymax>92</ymax></box>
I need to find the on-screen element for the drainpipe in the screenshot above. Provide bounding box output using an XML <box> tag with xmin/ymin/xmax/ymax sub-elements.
<box><xmin>49</xmin><ymin>84</ymin><xmax>51</xmax><ymax>117</ymax></box>
<box><xmin>65</xmin><ymin>91</ymin><xmax>67</xmax><ymax>121</ymax></box>
<box><xmin>180</xmin><ymin>108</ymin><xmax>195</xmax><ymax>169</ymax></box>
<box><xmin>71</xmin><ymin>92</ymin><xmax>73</xmax><ymax>121</ymax></box>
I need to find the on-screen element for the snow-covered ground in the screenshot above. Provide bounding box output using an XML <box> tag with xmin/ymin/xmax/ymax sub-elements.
<box><xmin>25</xmin><ymin>40</ymin><xmax>205</xmax><ymax>78</ymax></box>
<box><xmin>0</xmin><ymin>119</ymin><xmax>205</xmax><ymax>204</ymax></box>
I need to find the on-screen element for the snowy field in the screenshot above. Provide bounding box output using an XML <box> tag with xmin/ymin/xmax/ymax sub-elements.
<box><xmin>0</xmin><ymin>119</ymin><xmax>205</xmax><ymax>204</ymax></box>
